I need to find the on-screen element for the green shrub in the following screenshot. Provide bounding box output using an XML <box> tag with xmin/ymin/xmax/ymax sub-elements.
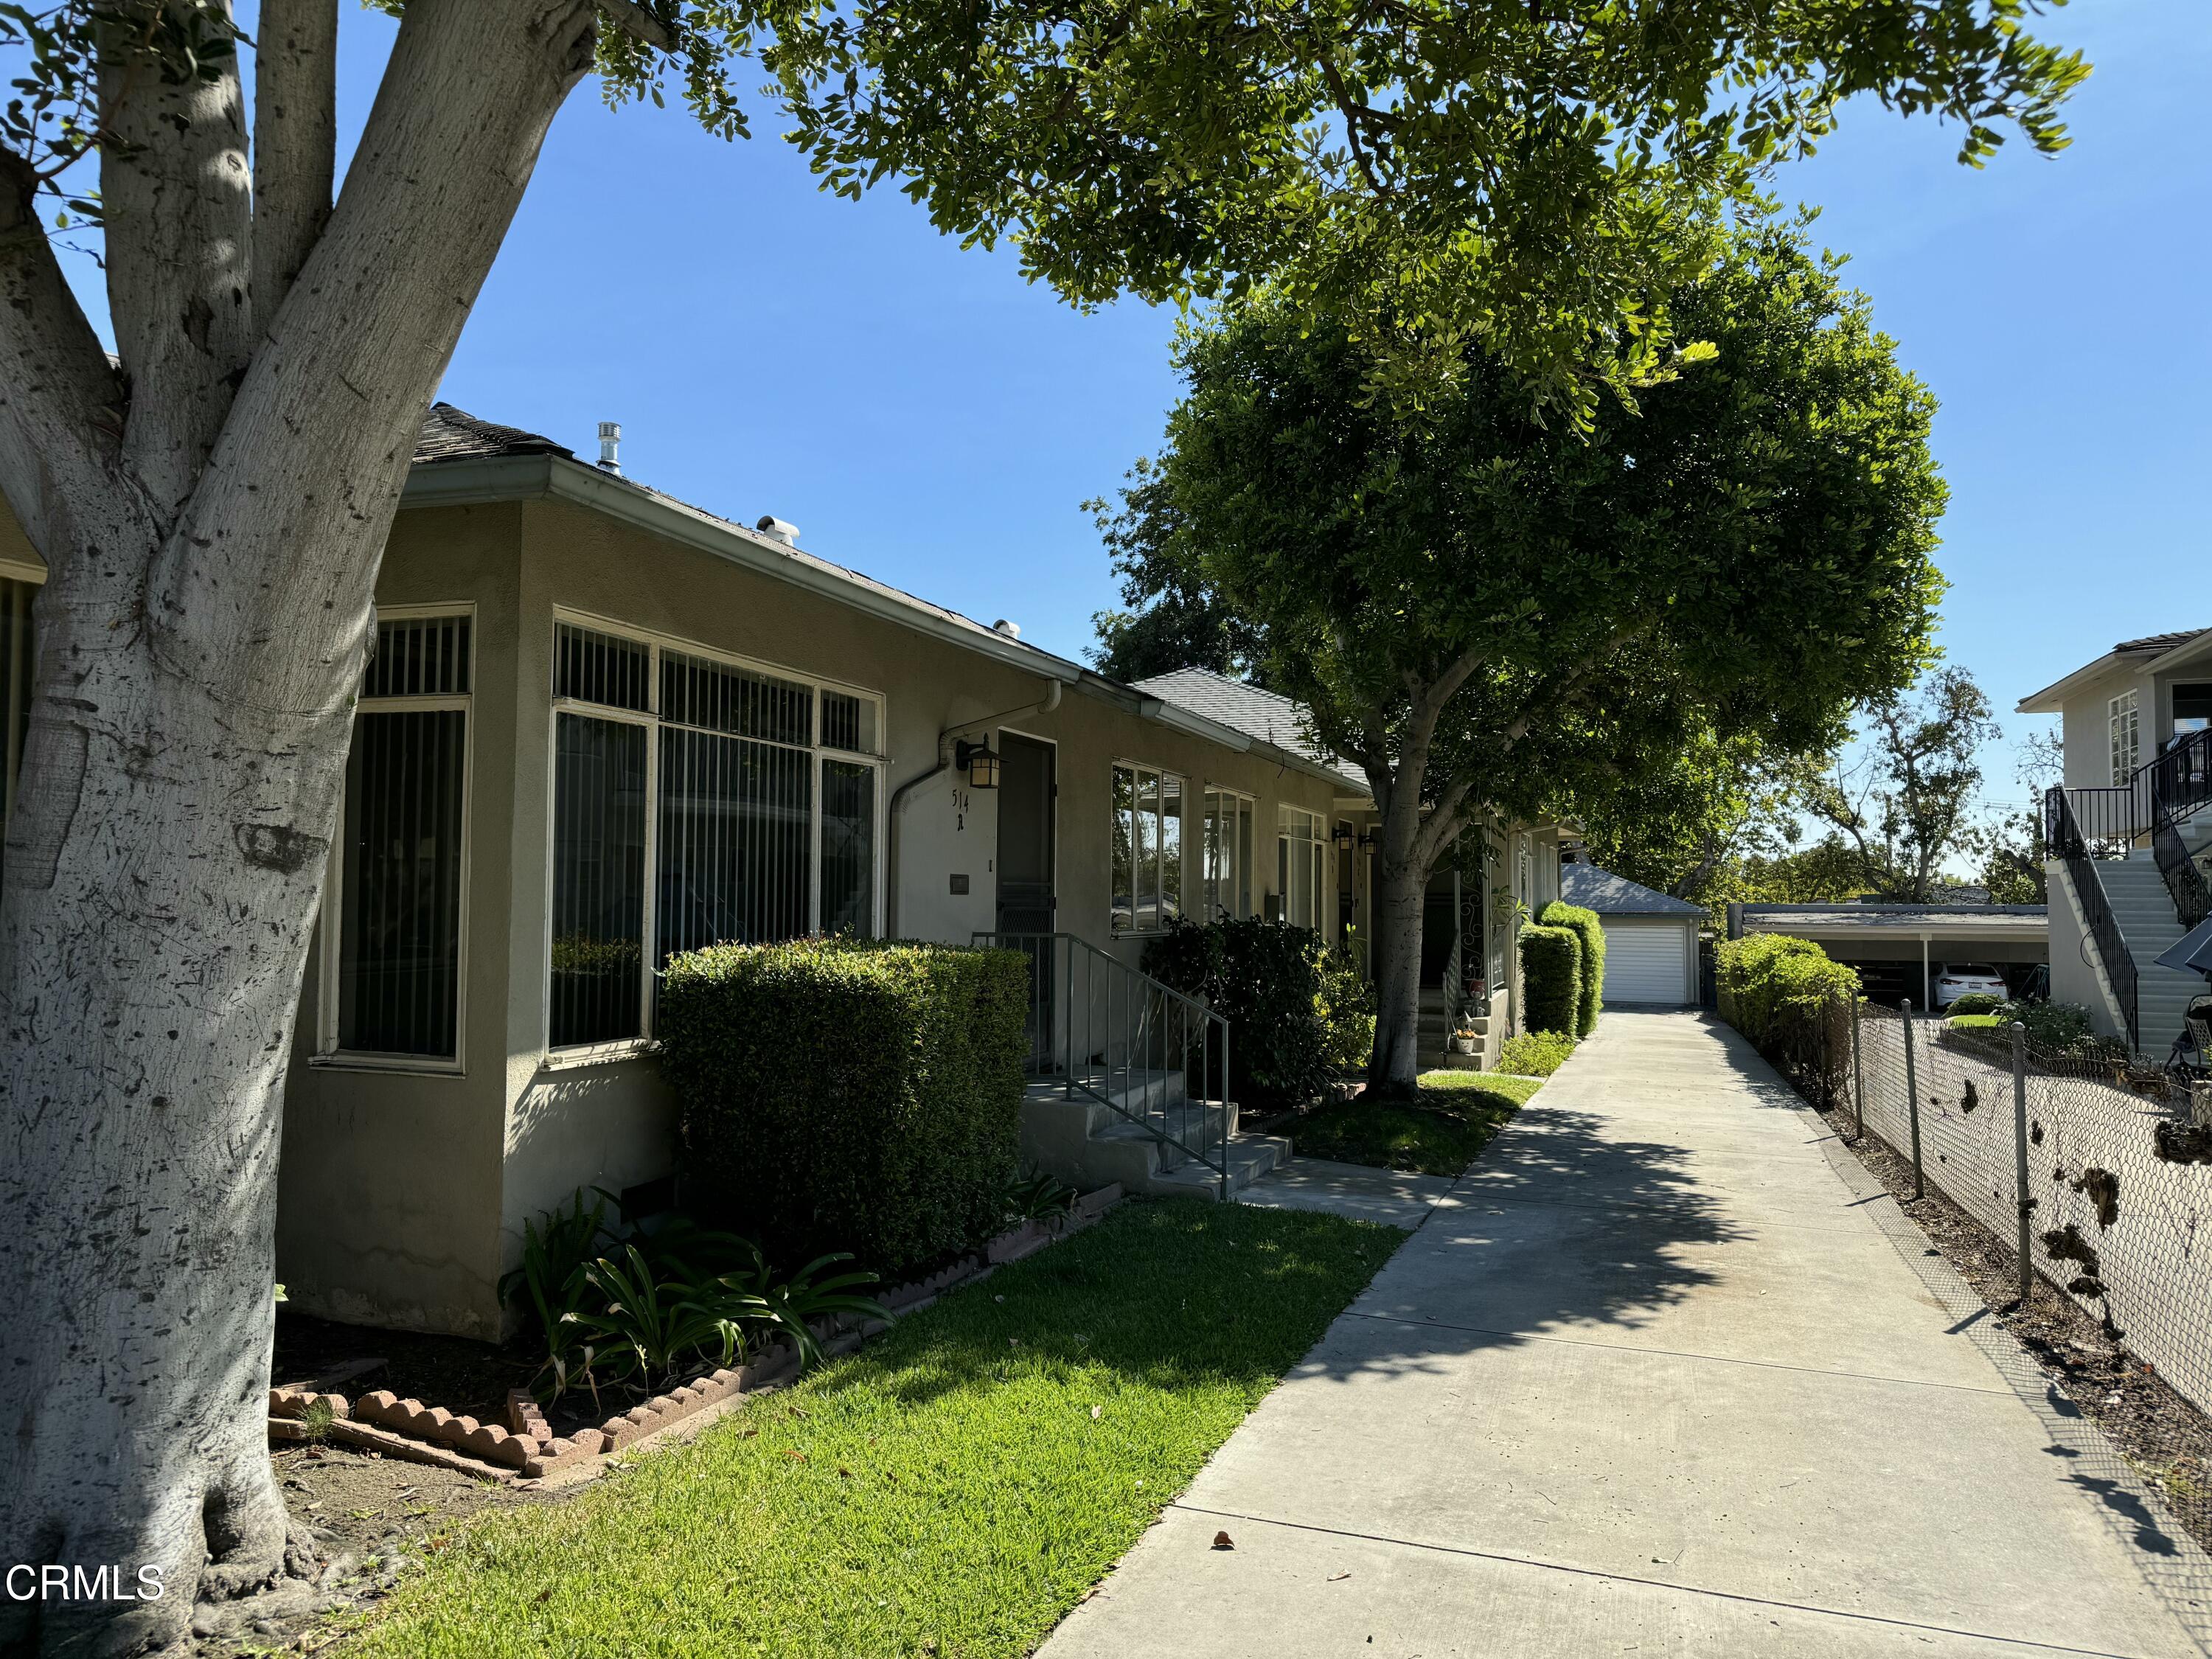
<box><xmin>2003</xmin><ymin>998</ymin><xmax>2097</xmax><ymax>1052</ymax></box>
<box><xmin>1715</xmin><ymin>934</ymin><xmax>1860</xmax><ymax>1093</ymax></box>
<box><xmin>1947</xmin><ymin>991</ymin><xmax>2006</xmax><ymax>1017</ymax></box>
<box><xmin>1498</xmin><ymin>1029</ymin><xmax>1576</xmax><ymax>1077</ymax></box>
<box><xmin>658</xmin><ymin>938</ymin><xmax>1028</xmax><ymax>1278</ymax></box>
<box><xmin>1518</xmin><ymin>924</ymin><xmax>1582</xmax><ymax>1039</ymax></box>
<box><xmin>1536</xmin><ymin>900</ymin><xmax>1604</xmax><ymax>1036</ymax></box>
<box><xmin>1143</xmin><ymin>915</ymin><xmax>1367</xmax><ymax>1107</ymax></box>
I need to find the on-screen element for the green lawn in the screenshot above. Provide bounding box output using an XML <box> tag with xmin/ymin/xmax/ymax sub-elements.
<box><xmin>343</xmin><ymin>1200</ymin><xmax>1399</xmax><ymax>1659</ymax></box>
<box><xmin>1287</xmin><ymin>1071</ymin><xmax>1543</xmax><ymax>1177</ymax></box>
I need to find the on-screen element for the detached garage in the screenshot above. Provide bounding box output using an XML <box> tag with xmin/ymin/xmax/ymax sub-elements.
<box><xmin>1560</xmin><ymin>863</ymin><xmax>1705</xmax><ymax>1007</ymax></box>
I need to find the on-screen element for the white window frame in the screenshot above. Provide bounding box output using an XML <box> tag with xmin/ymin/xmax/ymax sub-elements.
<box><xmin>2110</xmin><ymin>690</ymin><xmax>2140</xmax><ymax>786</ymax></box>
<box><xmin>313</xmin><ymin>602</ymin><xmax>476</xmax><ymax>1075</ymax></box>
<box><xmin>543</xmin><ymin>608</ymin><xmax>888</xmax><ymax>1061</ymax></box>
<box><xmin>1110</xmin><ymin>759</ymin><xmax>1188</xmax><ymax>935</ymax></box>
<box><xmin>1200</xmin><ymin>785</ymin><xmax>1256</xmax><ymax>920</ymax></box>
<box><xmin>1277</xmin><ymin>804</ymin><xmax>1325</xmax><ymax>931</ymax></box>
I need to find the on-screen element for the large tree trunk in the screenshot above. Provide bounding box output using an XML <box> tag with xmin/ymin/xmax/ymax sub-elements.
<box><xmin>0</xmin><ymin>5</ymin><xmax>594</xmax><ymax>1652</ymax></box>
<box><xmin>1366</xmin><ymin>841</ymin><xmax>1430</xmax><ymax>1096</ymax></box>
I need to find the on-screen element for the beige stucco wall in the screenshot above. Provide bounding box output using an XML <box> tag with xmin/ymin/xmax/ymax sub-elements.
<box><xmin>277</xmin><ymin>490</ymin><xmax>1349</xmax><ymax>1336</ymax></box>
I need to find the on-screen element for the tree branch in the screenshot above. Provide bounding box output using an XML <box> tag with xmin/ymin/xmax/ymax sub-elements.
<box><xmin>102</xmin><ymin>5</ymin><xmax>255</xmax><ymax>518</ymax></box>
<box><xmin>251</xmin><ymin>0</ymin><xmax>338</xmax><ymax>323</ymax></box>
<box><xmin>599</xmin><ymin>0</ymin><xmax>673</xmax><ymax>49</ymax></box>
<box><xmin>0</xmin><ymin>153</ymin><xmax>127</xmax><ymax>568</ymax></box>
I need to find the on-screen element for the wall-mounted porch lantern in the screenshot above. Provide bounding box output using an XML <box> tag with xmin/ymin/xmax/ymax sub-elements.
<box><xmin>956</xmin><ymin>738</ymin><xmax>1001</xmax><ymax>789</ymax></box>
<box><xmin>1333</xmin><ymin>823</ymin><xmax>1357</xmax><ymax>853</ymax></box>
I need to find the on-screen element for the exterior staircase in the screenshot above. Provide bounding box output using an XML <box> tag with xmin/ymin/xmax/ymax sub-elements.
<box><xmin>1417</xmin><ymin>987</ymin><xmax>1495</xmax><ymax>1071</ymax></box>
<box><xmin>1020</xmin><ymin>1071</ymin><xmax>1290</xmax><ymax>1200</ymax></box>
<box><xmin>2098</xmin><ymin>857</ymin><xmax>2201</xmax><ymax>1060</ymax></box>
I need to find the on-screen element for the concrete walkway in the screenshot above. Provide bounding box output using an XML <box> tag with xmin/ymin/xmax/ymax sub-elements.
<box><xmin>1044</xmin><ymin>1012</ymin><xmax>2212</xmax><ymax>1658</ymax></box>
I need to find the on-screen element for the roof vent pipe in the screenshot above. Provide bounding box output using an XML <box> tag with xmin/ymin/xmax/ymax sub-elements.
<box><xmin>597</xmin><ymin>422</ymin><xmax>621</xmax><ymax>475</ymax></box>
<box><xmin>992</xmin><ymin>619</ymin><xmax>1021</xmax><ymax>639</ymax></box>
<box><xmin>757</xmin><ymin>515</ymin><xmax>800</xmax><ymax>546</ymax></box>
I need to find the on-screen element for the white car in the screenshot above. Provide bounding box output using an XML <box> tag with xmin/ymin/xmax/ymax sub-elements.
<box><xmin>1932</xmin><ymin>963</ymin><xmax>2008</xmax><ymax>1009</ymax></box>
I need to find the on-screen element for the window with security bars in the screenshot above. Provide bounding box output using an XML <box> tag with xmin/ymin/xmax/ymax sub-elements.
<box><xmin>0</xmin><ymin>577</ymin><xmax>35</xmax><ymax>894</ymax></box>
<box><xmin>328</xmin><ymin>611</ymin><xmax>472</xmax><ymax>1060</ymax></box>
<box><xmin>548</xmin><ymin>619</ymin><xmax>885</xmax><ymax>1049</ymax></box>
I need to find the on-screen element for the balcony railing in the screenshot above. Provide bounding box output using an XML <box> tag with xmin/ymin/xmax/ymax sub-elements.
<box><xmin>2150</xmin><ymin>728</ymin><xmax>2212</xmax><ymax>929</ymax></box>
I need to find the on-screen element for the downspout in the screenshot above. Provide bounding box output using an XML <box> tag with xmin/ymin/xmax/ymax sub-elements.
<box><xmin>886</xmin><ymin>679</ymin><xmax>1064</xmax><ymax>936</ymax></box>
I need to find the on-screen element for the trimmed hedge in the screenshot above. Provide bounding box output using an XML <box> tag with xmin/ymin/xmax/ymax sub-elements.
<box><xmin>1141</xmin><ymin>914</ymin><xmax>1372</xmax><ymax>1107</ymax></box>
<box><xmin>1946</xmin><ymin>991</ymin><xmax>2006</xmax><ymax>1017</ymax></box>
<box><xmin>1537</xmin><ymin>900</ymin><xmax>1604</xmax><ymax>1036</ymax></box>
<box><xmin>1518</xmin><ymin>924</ymin><xmax>1582</xmax><ymax>1039</ymax></box>
<box><xmin>1715</xmin><ymin>934</ymin><xmax>1860</xmax><ymax>1096</ymax></box>
<box><xmin>657</xmin><ymin>938</ymin><xmax>1029</xmax><ymax>1277</ymax></box>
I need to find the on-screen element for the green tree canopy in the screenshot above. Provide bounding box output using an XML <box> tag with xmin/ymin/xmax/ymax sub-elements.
<box><xmin>1098</xmin><ymin>216</ymin><xmax>1949</xmax><ymax>1085</ymax></box>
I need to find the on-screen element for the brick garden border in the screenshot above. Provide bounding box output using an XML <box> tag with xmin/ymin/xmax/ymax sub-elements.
<box><xmin>267</xmin><ymin>1184</ymin><xmax>1124</xmax><ymax>1487</ymax></box>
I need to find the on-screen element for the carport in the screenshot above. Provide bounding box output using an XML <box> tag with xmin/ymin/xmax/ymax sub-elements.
<box><xmin>1560</xmin><ymin>863</ymin><xmax>1705</xmax><ymax>1006</ymax></box>
<box><xmin>1725</xmin><ymin>902</ymin><xmax>2048</xmax><ymax>1009</ymax></box>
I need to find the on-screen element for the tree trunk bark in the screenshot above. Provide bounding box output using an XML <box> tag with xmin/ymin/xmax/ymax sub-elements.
<box><xmin>1364</xmin><ymin>784</ymin><xmax>1433</xmax><ymax>1099</ymax></box>
<box><xmin>0</xmin><ymin>6</ymin><xmax>594</xmax><ymax>1652</ymax></box>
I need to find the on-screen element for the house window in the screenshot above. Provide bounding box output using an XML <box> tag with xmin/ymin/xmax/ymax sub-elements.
<box><xmin>0</xmin><ymin>577</ymin><xmax>35</xmax><ymax>894</ymax></box>
<box><xmin>327</xmin><ymin>612</ymin><xmax>473</xmax><ymax>1062</ymax></box>
<box><xmin>1111</xmin><ymin>762</ymin><xmax>1185</xmax><ymax>933</ymax></box>
<box><xmin>1278</xmin><ymin>805</ymin><xmax>1324</xmax><ymax>930</ymax></box>
<box><xmin>548</xmin><ymin>619</ymin><xmax>886</xmax><ymax>1051</ymax></box>
<box><xmin>1200</xmin><ymin>787</ymin><xmax>1255</xmax><ymax>919</ymax></box>
<box><xmin>2110</xmin><ymin>692</ymin><xmax>2140</xmax><ymax>785</ymax></box>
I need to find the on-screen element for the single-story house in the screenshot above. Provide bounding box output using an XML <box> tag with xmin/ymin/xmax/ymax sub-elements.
<box><xmin>1559</xmin><ymin>862</ymin><xmax>1705</xmax><ymax>1006</ymax></box>
<box><xmin>1726</xmin><ymin>902</ymin><xmax>2049</xmax><ymax>1009</ymax></box>
<box><xmin>0</xmin><ymin>406</ymin><xmax>1563</xmax><ymax>1336</ymax></box>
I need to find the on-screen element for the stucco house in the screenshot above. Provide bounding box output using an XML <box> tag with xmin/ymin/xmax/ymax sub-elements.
<box><xmin>0</xmin><ymin>406</ymin><xmax>1562</xmax><ymax>1338</ymax></box>
<box><xmin>2019</xmin><ymin>626</ymin><xmax>2212</xmax><ymax>1056</ymax></box>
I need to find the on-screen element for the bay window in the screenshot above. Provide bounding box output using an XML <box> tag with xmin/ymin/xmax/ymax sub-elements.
<box><xmin>549</xmin><ymin>619</ymin><xmax>885</xmax><ymax>1052</ymax></box>
<box><xmin>1111</xmin><ymin>761</ymin><xmax>1185</xmax><ymax>933</ymax></box>
<box><xmin>324</xmin><ymin>611</ymin><xmax>473</xmax><ymax>1063</ymax></box>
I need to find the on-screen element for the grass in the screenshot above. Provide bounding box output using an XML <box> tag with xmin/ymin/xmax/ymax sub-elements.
<box><xmin>1286</xmin><ymin>1071</ymin><xmax>1543</xmax><ymax>1177</ymax></box>
<box><xmin>1950</xmin><ymin>1013</ymin><xmax>2003</xmax><ymax>1029</ymax></box>
<box><xmin>343</xmin><ymin>1200</ymin><xmax>1399</xmax><ymax>1659</ymax></box>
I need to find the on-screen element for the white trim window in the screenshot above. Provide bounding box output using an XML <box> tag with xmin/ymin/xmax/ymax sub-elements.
<box><xmin>1278</xmin><ymin>805</ymin><xmax>1324</xmax><ymax>930</ymax></box>
<box><xmin>2110</xmin><ymin>691</ymin><xmax>2140</xmax><ymax>785</ymax></box>
<box><xmin>1111</xmin><ymin>761</ymin><xmax>1185</xmax><ymax>933</ymax></box>
<box><xmin>1200</xmin><ymin>787</ymin><xmax>1255</xmax><ymax>919</ymax></box>
<box><xmin>547</xmin><ymin>616</ymin><xmax>886</xmax><ymax>1052</ymax></box>
<box><xmin>322</xmin><ymin>609</ymin><xmax>474</xmax><ymax>1065</ymax></box>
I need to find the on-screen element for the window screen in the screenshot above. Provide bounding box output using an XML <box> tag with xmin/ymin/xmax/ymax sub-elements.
<box><xmin>338</xmin><ymin>709</ymin><xmax>467</xmax><ymax>1056</ymax></box>
<box><xmin>550</xmin><ymin>712</ymin><xmax>648</xmax><ymax>1046</ymax></box>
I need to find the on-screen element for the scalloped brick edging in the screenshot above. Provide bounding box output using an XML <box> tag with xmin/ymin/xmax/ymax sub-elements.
<box><xmin>268</xmin><ymin>1183</ymin><xmax>1127</xmax><ymax>1483</ymax></box>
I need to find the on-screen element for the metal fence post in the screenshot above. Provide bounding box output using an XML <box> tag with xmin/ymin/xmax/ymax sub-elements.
<box><xmin>1849</xmin><ymin>993</ymin><xmax>1866</xmax><ymax>1143</ymax></box>
<box><xmin>2011</xmin><ymin>1020</ymin><xmax>2034</xmax><ymax>1308</ymax></box>
<box><xmin>1901</xmin><ymin>998</ymin><xmax>1925</xmax><ymax>1201</ymax></box>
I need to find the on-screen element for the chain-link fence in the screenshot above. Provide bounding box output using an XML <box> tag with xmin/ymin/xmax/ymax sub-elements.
<box><xmin>1822</xmin><ymin>997</ymin><xmax>2212</xmax><ymax>1417</ymax></box>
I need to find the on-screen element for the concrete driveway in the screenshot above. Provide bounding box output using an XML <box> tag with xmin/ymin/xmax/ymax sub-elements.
<box><xmin>1042</xmin><ymin>1011</ymin><xmax>2212</xmax><ymax>1658</ymax></box>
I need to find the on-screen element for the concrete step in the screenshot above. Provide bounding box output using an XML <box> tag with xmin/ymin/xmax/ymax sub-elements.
<box><xmin>1019</xmin><ymin>1074</ymin><xmax>1282</xmax><ymax>1202</ymax></box>
<box><xmin>1147</xmin><ymin>1133</ymin><xmax>1293</xmax><ymax>1200</ymax></box>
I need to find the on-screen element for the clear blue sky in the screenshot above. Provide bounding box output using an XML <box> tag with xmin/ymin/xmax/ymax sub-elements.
<box><xmin>55</xmin><ymin>2</ymin><xmax>2211</xmax><ymax>795</ymax></box>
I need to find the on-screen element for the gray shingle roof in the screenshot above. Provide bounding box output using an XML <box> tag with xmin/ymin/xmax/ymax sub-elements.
<box><xmin>2116</xmin><ymin>629</ymin><xmax>2209</xmax><ymax>655</ymax></box>
<box><xmin>414</xmin><ymin>403</ymin><xmax>572</xmax><ymax>464</ymax></box>
<box><xmin>1559</xmin><ymin>863</ymin><xmax>1706</xmax><ymax>917</ymax></box>
<box><xmin>1130</xmin><ymin>669</ymin><xmax>1368</xmax><ymax>793</ymax></box>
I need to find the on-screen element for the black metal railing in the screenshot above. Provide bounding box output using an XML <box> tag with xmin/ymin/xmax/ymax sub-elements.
<box><xmin>2046</xmin><ymin>786</ymin><xmax>2140</xmax><ymax>1054</ymax></box>
<box><xmin>974</xmin><ymin>931</ymin><xmax>1232</xmax><ymax>1200</ymax></box>
<box><xmin>2045</xmin><ymin>781</ymin><xmax>2141</xmax><ymax>860</ymax></box>
<box><xmin>2150</xmin><ymin>728</ymin><xmax>2212</xmax><ymax>931</ymax></box>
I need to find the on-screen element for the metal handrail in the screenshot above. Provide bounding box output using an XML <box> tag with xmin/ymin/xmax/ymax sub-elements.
<box><xmin>2047</xmin><ymin>786</ymin><xmax>2140</xmax><ymax>1054</ymax></box>
<box><xmin>2151</xmin><ymin>728</ymin><xmax>2212</xmax><ymax>931</ymax></box>
<box><xmin>973</xmin><ymin>931</ymin><xmax>1233</xmax><ymax>1200</ymax></box>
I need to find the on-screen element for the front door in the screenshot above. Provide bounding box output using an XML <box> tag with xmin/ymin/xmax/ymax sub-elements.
<box><xmin>995</xmin><ymin>733</ymin><xmax>1056</xmax><ymax>934</ymax></box>
<box><xmin>995</xmin><ymin>734</ymin><xmax>1057</xmax><ymax>1069</ymax></box>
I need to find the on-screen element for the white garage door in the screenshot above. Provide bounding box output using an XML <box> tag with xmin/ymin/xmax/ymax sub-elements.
<box><xmin>1602</xmin><ymin>917</ymin><xmax>1694</xmax><ymax>1005</ymax></box>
